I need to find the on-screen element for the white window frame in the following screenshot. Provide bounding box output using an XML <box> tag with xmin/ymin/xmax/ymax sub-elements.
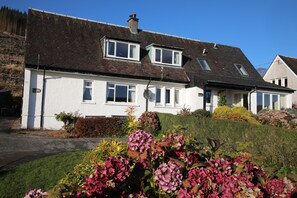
<box><xmin>83</xmin><ymin>80</ymin><xmax>93</xmax><ymax>102</ymax></box>
<box><xmin>174</xmin><ymin>89</ymin><xmax>180</xmax><ymax>106</ymax></box>
<box><xmin>152</xmin><ymin>47</ymin><xmax>182</xmax><ymax>67</ymax></box>
<box><xmin>106</xmin><ymin>82</ymin><xmax>136</xmax><ymax>103</ymax></box>
<box><xmin>235</xmin><ymin>64</ymin><xmax>249</xmax><ymax>76</ymax></box>
<box><xmin>105</xmin><ymin>39</ymin><xmax>140</xmax><ymax>61</ymax></box>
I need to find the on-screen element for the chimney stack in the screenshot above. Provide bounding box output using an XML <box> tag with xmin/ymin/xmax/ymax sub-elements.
<box><xmin>128</xmin><ymin>13</ymin><xmax>139</xmax><ymax>34</ymax></box>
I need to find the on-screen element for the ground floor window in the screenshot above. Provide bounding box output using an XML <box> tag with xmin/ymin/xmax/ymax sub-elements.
<box><xmin>83</xmin><ymin>80</ymin><xmax>93</xmax><ymax>102</ymax></box>
<box><xmin>205</xmin><ymin>90</ymin><xmax>211</xmax><ymax>103</ymax></box>
<box><xmin>257</xmin><ymin>92</ymin><xmax>286</xmax><ymax>113</ymax></box>
<box><xmin>155</xmin><ymin>87</ymin><xmax>180</xmax><ymax>107</ymax></box>
<box><xmin>107</xmin><ymin>83</ymin><xmax>136</xmax><ymax>103</ymax></box>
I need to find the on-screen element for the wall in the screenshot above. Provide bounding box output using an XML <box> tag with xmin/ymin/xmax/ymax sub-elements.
<box><xmin>22</xmin><ymin>69</ymin><xmax>203</xmax><ymax>129</ymax></box>
<box><xmin>263</xmin><ymin>56</ymin><xmax>297</xmax><ymax>104</ymax></box>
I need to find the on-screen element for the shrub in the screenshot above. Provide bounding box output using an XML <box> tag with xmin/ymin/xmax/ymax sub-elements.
<box><xmin>177</xmin><ymin>105</ymin><xmax>191</xmax><ymax>116</ymax></box>
<box><xmin>191</xmin><ymin>109</ymin><xmax>211</xmax><ymax>118</ymax></box>
<box><xmin>72</xmin><ymin>117</ymin><xmax>125</xmax><ymax>137</ymax></box>
<box><xmin>257</xmin><ymin>110</ymin><xmax>297</xmax><ymax>129</ymax></box>
<box><xmin>213</xmin><ymin>106</ymin><xmax>260</xmax><ymax>125</ymax></box>
<box><xmin>55</xmin><ymin>111</ymin><xmax>80</xmax><ymax>132</ymax></box>
<box><xmin>138</xmin><ymin>112</ymin><xmax>160</xmax><ymax>134</ymax></box>
<box><xmin>122</xmin><ymin>106</ymin><xmax>140</xmax><ymax>135</ymax></box>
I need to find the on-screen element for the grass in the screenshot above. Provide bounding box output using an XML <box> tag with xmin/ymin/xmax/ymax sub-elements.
<box><xmin>157</xmin><ymin>113</ymin><xmax>297</xmax><ymax>168</ymax></box>
<box><xmin>0</xmin><ymin>151</ymin><xmax>87</xmax><ymax>198</ymax></box>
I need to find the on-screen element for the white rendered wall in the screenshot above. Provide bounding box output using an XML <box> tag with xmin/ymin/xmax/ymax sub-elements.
<box><xmin>185</xmin><ymin>87</ymin><xmax>204</xmax><ymax>111</ymax></box>
<box><xmin>22</xmin><ymin>69</ymin><xmax>192</xmax><ymax>129</ymax></box>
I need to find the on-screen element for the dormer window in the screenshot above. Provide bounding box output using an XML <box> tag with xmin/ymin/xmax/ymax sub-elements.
<box><xmin>147</xmin><ymin>44</ymin><xmax>182</xmax><ymax>67</ymax></box>
<box><xmin>198</xmin><ymin>59</ymin><xmax>211</xmax><ymax>71</ymax></box>
<box><xmin>105</xmin><ymin>39</ymin><xmax>140</xmax><ymax>61</ymax></box>
<box><xmin>235</xmin><ymin>64</ymin><xmax>248</xmax><ymax>76</ymax></box>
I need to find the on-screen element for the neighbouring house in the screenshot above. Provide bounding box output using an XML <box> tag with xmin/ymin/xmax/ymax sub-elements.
<box><xmin>263</xmin><ymin>55</ymin><xmax>297</xmax><ymax>105</ymax></box>
<box><xmin>21</xmin><ymin>9</ymin><xmax>294</xmax><ymax>129</ymax></box>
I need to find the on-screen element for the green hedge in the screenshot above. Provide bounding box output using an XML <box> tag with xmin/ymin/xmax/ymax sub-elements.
<box><xmin>157</xmin><ymin>113</ymin><xmax>297</xmax><ymax>168</ymax></box>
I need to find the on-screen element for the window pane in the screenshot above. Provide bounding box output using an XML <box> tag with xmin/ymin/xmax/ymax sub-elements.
<box><xmin>174</xmin><ymin>52</ymin><xmax>180</xmax><ymax>65</ymax></box>
<box><xmin>155</xmin><ymin>49</ymin><xmax>161</xmax><ymax>62</ymax></box>
<box><xmin>257</xmin><ymin>92</ymin><xmax>263</xmax><ymax>112</ymax></box>
<box><xmin>162</xmin><ymin>49</ymin><xmax>172</xmax><ymax>64</ymax></box>
<box><xmin>272</xmin><ymin>95</ymin><xmax>278</xmax><ymax>110</ymax></box>
<box><xmin>236</xmin><ymin>64</ymin><xmax>248</xmax><ymax>76</ymax></box>
<box><xmin>156</xmin><ymin>88</ymin><xmax>161</xmax><ymax>103</ymax></box>
<box><xmin>128</xmin><ymin>90</ymin><xmax>135</xmax><ymax>102</ymax></box>
<box><xmin>116</xmin><ymin>42</ymin><xmax>128</xmax><ymax>58</ymax></box>
<box><xmin>107</xmin><ymin>83</ymin><xmax>114</xmax><ymax>88</ymax></box>
<box><xmin>284</xmin><ymin>78</ymin><xmax>288</xmax><ymax>87</ymax></box>
<box><xmin>199</xmin><ymin>59</ymin><xmax>211</xmax><ymax>71</ymax></box>
<box><xmin>129</xmin><ymin>45</ymin><xmax>137</xmax><ymax>59</ymax></box>
<box><xmin>84</xmin><ymin>81</ymin><xmax>92</xmax><ymax>87</ymax></box>
<box><xmin>83</xmin><ymin>88</ymin><xmax>92</xmax><ymax>101</ymax></box>
<box><xmin>280</xmin><ymin>95</ymin><xmax>286</xmax><ymax>109</ymax></box>
<box><xmin>115</xmin><ymin>85</ymin><xmax>128</xmax><ymax>102</ymax></box>
<box><xmin>234</xmin><ymin>94</ymin><xmax>241</xmax><ymax>106</ymax></box>
<box><xmin>108</xmin><ymin>41</ymin><xmax>115</xmax><ymax>55</ymax></box>
<box><xmin>175</xmin><ymin>90</ymin><xmax>180</xmax><ymax>105</ymax></box>
<box><xmin>165</xmin><ymin>89</ymin><xmax>170</xmax><ymax>104</ymax></box>
<box><xmin>129</xmin><ymin>85</ymin><xmax>136</xmax><ymax>90</ymax></box>
<box><xmin>264</xmin><ymin>94</ymin><xmax>270</xmax><ymax>109</ymax></box>
<box><xmin>107</xmin><ymin>89</ymin><xmax>114</xmax><ymax>102</ymax></box>
<box><xmin>205</xmin><ymin>90</ymin><xmax>211</xmax><ymax>103</ymax></box>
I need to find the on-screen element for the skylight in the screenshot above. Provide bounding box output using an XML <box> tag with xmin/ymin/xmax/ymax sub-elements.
<box><xmin>235</xmin><ymin>64</ymin><xmax>248</xmax><ymax>76</ymax></box>
<box><xmin>198</xmin><ymin>59</ymin><xmax>211</xmax><ymax>71</ymax></box>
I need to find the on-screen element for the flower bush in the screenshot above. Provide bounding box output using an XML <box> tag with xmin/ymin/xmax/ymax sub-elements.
<box><xmin>46</xmin><ymin>128</ymin><xmax>296</xmax><ymax>197</ymax></box>
<box><xmin>24</xmin><ymin>189</ymin><xmax>47</xmax><ymax>198</ymax></box>
<box><xmin>257</xmin><ymin>109</ymin><xmax>297</xmax><ymax>129</ymax></box>
<box><xmin>138</xmin><ymin>111</ymin><xmax>159</xmax><ymax>134</ymax></box>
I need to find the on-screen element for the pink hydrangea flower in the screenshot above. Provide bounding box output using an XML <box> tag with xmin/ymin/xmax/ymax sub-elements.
<box><xmin>128</xmin><ymin>130</ymin><xmax>153</xmax><ymax>153</ymax></box>
<box><xmin>24</xmin><ymin>189</ymin><xmax>48</xmax><ymax>198</ymax></box>
<box><xmin>154</xmin><ymin>162</ymin><xmax>183</xmax><ymax>193</ymax></box>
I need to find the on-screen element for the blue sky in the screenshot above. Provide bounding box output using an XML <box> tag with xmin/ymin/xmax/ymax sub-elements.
<box><xmin>1</xmin><ymin>0</ymin><xmax>297</xmax><ymax>68</ymax></box>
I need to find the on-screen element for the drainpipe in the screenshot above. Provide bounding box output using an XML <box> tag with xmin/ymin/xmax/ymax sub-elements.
<box><xmin>145</xmin><ymin>78</ymin><xmax>152</xmax><ymax>112</ymax></box>
<box><xmin>248</xmin><ymin>87</ymin><xmax>257</xmax><ymax>112</ymax></box>
<box><xmin>40</xmin><ymin>65</ymin><xmax>46</xmax><ymax>129</ymax></box>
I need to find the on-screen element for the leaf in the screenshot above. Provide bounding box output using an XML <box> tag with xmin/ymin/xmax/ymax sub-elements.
<box><xmin>144</xmin><ymin>170</ymin><xmax>151</xmax><ymax>176</ymax></box>
<box><xmin>158</xmin><ymin>141</ymin><xmax>170</xmax><ymax>147</ymax></box>
<box><xmin>191</xmin><ymin>162</ymin><xmax>208</xmax><ymax>168</ymax></box>
<box><xmin>235</xmin><ymin>164</ymin><xmax>244</xmax><ymax>174</ymax></box>
<box><xmin>140</xmin><ymin>151</ymin><xmax>148</xmax><ymax>160</ymax></box>
<box><xmin>169</xmin><ymin>157</ymin><xmax>185</xmax><ymax>167</ymax></box>
<box><xmin>183</xmin><ymin>180</ymin><xmax>191</xmax><ymax>188</ymax></box>
<box><xmin>191</xmin><ymin>185</ymin><xmax>199</xmax><ymax>194</ymax></box>
<box><xmin>127</xmin><ymin>150</ymin><xmax>140</xmax><ymax>159</ymax></box>
<box><xmin>144</xmin><ymin>186</ymin><xmax>151</xmax><ymax>193</ymax></box>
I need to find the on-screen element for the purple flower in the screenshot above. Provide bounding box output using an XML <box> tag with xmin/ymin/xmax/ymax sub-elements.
<box><xmin>24</xmin><ymin>189</ymin><xmax>48</xmax><ymax>198</ymax></box>
<box><xmin>154</xmin><ymin>162</ymin><xmax>183</xmax><ymax>193</ymax></box>
<box><xmin>128</xmin><ymin>130</ymin><xmax>153</xmax><ymax>153</ymax></box>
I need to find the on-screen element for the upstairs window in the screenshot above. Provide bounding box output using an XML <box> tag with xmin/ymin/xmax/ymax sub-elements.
<box><xmin>235</xmin><ymin>64</ymin><xmax>248</xmax><ymax>76</ymax></box>
<box><xmin>198</xmin><ymin>59</ymin><xmax>211</xmax><ymax>71</ymax></box>
<box><xmin>106</xmin><ymin>39</ymin><xmax>140</xmax><ymax>61</ymax></box>
<box><xmin>147</xmin><ymin>45</ymin><xmax>182</xmax><ymax>67</ymax></box>
<box><xmin>154</xmin><ymin>48</ymin><xmax>182</xmax><ymax>66</ymax></box>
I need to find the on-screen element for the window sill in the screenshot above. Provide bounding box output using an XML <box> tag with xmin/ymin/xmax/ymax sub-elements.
<box><xmin>104</xmin><ymin>57</ymin><xmax>141</xmax><ymax>64</ymax></box>
<box><xmin>154</xmin><ymin>105</ymin><xmax>182</xmax><ymax>109</ymax></box>
<box><xmin>81</xmin><ymin>101</ymin><xmax>96</xmax><ymax>104</ymax></box>
<box><xmin>105</xmin><ymin>102</ymin><xmax>140</xmax><ymax>107</ymax></box>
<box><xmin>152</xmin><ymin>62</ymin><xmax>183</xmax><ymax>68</ymax></box>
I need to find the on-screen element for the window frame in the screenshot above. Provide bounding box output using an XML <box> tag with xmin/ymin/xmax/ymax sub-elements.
<box><xmin>156</xmin><ymin>87</ymin><xmax>161</xmax><ymax>104</ymax></box>
<box><xmin>235</xmin><ymin>64</ymin><xmax>249</xmax><ymax>76</ymax></box>
<box><xmin>175</xmin><ymin>89</ymin><xmax>180</xmax><ymax>106</ymax></box>
<box><xmin>106</xmin><ymin>82</ymin><xmax>136</xmax><ymax>104</ymax></box>
<box><xmin>198</xmin><ymin>59</ymin><xmax>211</xmax><ymax>71</ymax></box>
<box><xmin>152</xmin><ymin>47</ymin><xmax>182</xmax><ymax>67</ymax></box>
<box><xmin>105</xmin><ymin>39</ymin><xmax>140</xmax><ymax>61</ymax></box>
<box><xmin>83</xmin><ymin>80</ymin><xmax>93</xmax><ymax>102</ymax></box>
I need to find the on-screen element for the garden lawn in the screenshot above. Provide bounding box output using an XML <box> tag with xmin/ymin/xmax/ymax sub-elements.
<box><xmin>158</xmin><ymin>113</ymin><xmax>297</xmax><ymax>169</ymax></box>
<box><xmin>0</xmin><ymin>151</ymin><xmax>87</xmax><ymax>198</ymax></box>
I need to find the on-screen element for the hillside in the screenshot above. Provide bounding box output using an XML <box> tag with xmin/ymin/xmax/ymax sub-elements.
<box><xmin>0</xmin><ymin>31</ymin><xmax>25</xmax><ymax>97</ymax></box>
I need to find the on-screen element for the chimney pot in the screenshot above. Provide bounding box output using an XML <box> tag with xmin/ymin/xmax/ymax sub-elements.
<box><xmin>128</xmin><ymin>13</ymin><xmax>139</xmax><ymax>34</ymax></box>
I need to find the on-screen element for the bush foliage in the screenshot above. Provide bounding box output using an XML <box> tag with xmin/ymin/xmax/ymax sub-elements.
<box><xmin>258</xmin><ymin>109</ymin><xmax>297</xmax><ymax>129</ymax></box>
<box><xmin>213</xmin><ymin>106</ymin><xmax>260</xmax><ymax>125</ymax></box>
<box><xmin>73</xmin><ymin>117</ymin><xmax>125</xmax><ymax>137</ymax></box>
<box><xmin>191</xmin><ymin>109</ymin><xmax>211</xmax><ymax>118</ymax></box>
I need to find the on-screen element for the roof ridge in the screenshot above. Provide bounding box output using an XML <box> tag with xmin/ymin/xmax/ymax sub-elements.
<box><xmin>278</xmin><ymin>54</ymin><xmax>297</xmax><ymax>60</ymax></box>
<box><xmin>29</xmin><ymin>8</ymin><xmax>238</xmax><ymax>49</ymax></box>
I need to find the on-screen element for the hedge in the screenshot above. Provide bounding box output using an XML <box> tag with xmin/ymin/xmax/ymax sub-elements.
<box><xmin>73</xmin><ymin>117</ymin><xmax>125</xmax><ymax>137</ymax></box>
<box><xmin>157</xmin><ymin>113</ymin><xmax>297</xmax><ymax>168</ymax></box>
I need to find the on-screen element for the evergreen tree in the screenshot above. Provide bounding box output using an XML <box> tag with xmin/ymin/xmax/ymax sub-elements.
<box><xmin>0</xmin><ymin>6</ymin><xmax>27</xmax><ymax>36</ymax></box>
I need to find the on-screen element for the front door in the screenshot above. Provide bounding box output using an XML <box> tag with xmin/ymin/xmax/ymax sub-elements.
<box><xmin>243</xmin><ymin>94</ymin><xmax>248</xmax><ymax>109</ymax></box>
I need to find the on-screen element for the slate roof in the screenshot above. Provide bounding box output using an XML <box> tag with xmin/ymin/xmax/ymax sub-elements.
<box><xmin>279</xmin><ymin>55</ymin><xmax>297</xmax><ymax>75</ymax></box>
<box><xmin>25</xmin><ymin>9</ymin><xmax>293</xmax><ymax>92</ymax></box>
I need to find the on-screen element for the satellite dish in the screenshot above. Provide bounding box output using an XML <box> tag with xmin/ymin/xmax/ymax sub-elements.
<box><xmin>143</xmin><ymin>90</ymin><xmax>151</xmax><ymax>99</ymax></box>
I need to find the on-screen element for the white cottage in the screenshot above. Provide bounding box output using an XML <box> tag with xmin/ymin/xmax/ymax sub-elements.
<box><xmin>22</xmin><ymin>9</ymin><xmax>293</xmax><ymax>129</ymax></box>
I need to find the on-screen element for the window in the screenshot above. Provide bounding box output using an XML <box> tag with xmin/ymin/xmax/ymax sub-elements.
<box><xmin>153</xmin><ymin>47</ymin><xmax>182</xmax><ymax>66</ymax></box>
<box><xmin>165</xmin><ymin>89</ymin><xmax>171</xmax><ymax>104</ymax></box>
<box><xmin>156</xmin><ymin>88</ymin><xmax>161</xmax><ymax>103</ymax></box>
<box><xmin>257</xmin><ymin>92</ymin><xmax>263</xmax><ymax>113</ymax></box>
<box><xmin>205</xmin><ymin>90</ymin><xmax>211</xmax><ymax>103</ymax></box>
<box><xmin>198</xmin><ymin>59</ymin><xmax>211</xmax><ymax>71</ymax></box>
<box><xmin>106</xmin><ymin>39</ymin><xmax>140</xmax><ymax>61</ymax></box>
<box><xmin>83</xmin><ymin>81</ymin><xmax>93</xmax><ymax>101</ymax></box>
<box><xmin>280</xmin><ymin>95</ymin><xmax>286</xmax><ymax>109</ymax></box>
<box><xmin>107</xmin><ymin>83</ymin><xmax>136</xmax><ymax>103</ymax></box>
<box><xmin>272</xmin><ymin>95</ymin><xmax>278</xmax><ymax>110</ymax></box>
<box><xmin>284</xmin><ymin>78</ymin><xmax>288</xmax><ymax>87</ymax></box>
<box><xmin>234</xmin><ymin>94</ymin><xmax>241</xmax><ymax>106</ymax></box>
<box><xmin>264</xmin><ymin>94</ymin><xmax>270</xmax><ymax>109</ymax></box>
<box><xmin>272</xmin><ymin>79</ymin><xmax>275</xmax><ymax>84</ymax></box>
<box><xmin>235</xmin><ymin>64</ymin><xmax>248</xmax><ymax>76</ymax></box>
<box><xmin>175</xmin><ymin>89</ymin><xmax>180</xmax><ymax>105</ymax></box>
<box><xmin>278</xmin><ymin>79</ymin><xmax>281</xmax><ymax>85</ymax></box>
